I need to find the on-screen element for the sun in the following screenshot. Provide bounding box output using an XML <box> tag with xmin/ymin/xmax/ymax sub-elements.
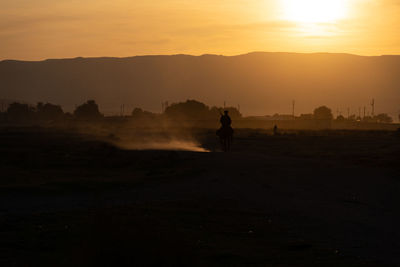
<box><xmin>282</xmin><ymin>0</ymin><xmax>348</xmax><ymax>23</ymax></box>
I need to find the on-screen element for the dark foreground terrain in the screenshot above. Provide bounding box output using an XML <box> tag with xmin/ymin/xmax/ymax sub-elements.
<box><xmin>1</xmin><ymin>126</ymin><xmax>400</xmax><ymax>266</ymax></box>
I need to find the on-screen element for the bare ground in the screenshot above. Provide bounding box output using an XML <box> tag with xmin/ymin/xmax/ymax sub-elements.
<box><xmin>0</xmin><ymin>126</ymin><xmax>400</xmax><ymax>266</ymax></box>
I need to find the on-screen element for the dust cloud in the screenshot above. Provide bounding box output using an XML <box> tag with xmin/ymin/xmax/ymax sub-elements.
<box><xmin>114</xmin><ymin>139</ymin><xmax>210</xmax><ymax>152</ymax></box>
<box><xmin>68</xmin><ymin>119</ymin><xmax>212</xmax><ymax>153</ymax></box>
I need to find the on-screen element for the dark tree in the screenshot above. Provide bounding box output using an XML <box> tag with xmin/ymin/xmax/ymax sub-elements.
<box><xmin>7</xmin><ymin>102</ymin><xmax>35</xmax><ymax>122</ymax></box>
<box><xmin>132</xmin><ymin>108</ymin><xmax>145</xmax><ymax>117</ymax></box>
<box><xmin>36</xmin><ymin>102</ymin><xmax>64</xmax><ymax>121</ymax></box>
<box><xmin>336</xmin><ymin>115</ymin><xmax>346</xmax><ymax>121</ymax></box>
<box><xmin>313</xmin><ymin>106</ymin><xmax>333</xmax><ymax>120</ymax></box>
<box><xmin>74</xmin><ymin>100</ymin><xmax>103</xmax><ymax>120</ymax></box>
<box><xmin>165</xmin><ymin>100</ymin><xmax>209</xmax><ymax>120</ymax></box>
<box><xmin>210</xmin><ymin>106</ymin><xmax>242</xmax><ymax>119</ymax></box>
<box><xmin>131</xmin><ymin>108</ymin><xmax>155</xmax><ymax>118</ymax></box>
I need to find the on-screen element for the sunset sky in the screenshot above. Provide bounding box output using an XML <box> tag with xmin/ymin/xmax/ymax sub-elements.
<box><xmin>1</xmin><ymin>0</ymin><xmax>400</xmax><ymax>60</ymax></box>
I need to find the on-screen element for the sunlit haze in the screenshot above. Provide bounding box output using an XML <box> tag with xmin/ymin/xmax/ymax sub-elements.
<box><xmin>281</xmin><ymin>0</ymin><xmax>348</xmax><ymax>23</ymax></box>
<box><xmin>1</xmin><ymin>0</ymin><xmax>400</xmax><ymax>60</ymax></box>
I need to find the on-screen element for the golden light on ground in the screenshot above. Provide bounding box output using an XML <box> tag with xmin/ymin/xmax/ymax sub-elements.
<box><xmin>281</xmin><ymin>0</ymin><xmax>348</xmax><ymax>23</ymax></box>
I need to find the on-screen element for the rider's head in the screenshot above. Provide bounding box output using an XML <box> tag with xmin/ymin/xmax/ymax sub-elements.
<box><xmin>224</xmin><ymin>110</ymin><xmax>229</xmax><ymax>115</ymax></box>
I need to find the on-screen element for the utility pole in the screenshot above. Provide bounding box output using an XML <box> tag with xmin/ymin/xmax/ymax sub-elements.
<box><xmin>292</xmin><ymin>100</ymin><xmax>295</xmax><ymax>119</ymax></box>
<box><xmin>371</xmin><ymin>99</ymin><xmax>375</xmax><ymax>117</ymax></box>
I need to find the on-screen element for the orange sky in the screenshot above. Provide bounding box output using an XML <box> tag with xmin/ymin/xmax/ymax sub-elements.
<box><xmin>1</xmin><ymin>0</ymin><xmax>400</xmax><ymax>60</ymax></box>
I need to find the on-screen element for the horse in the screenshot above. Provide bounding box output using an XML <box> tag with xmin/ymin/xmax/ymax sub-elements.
<box><xmin>216</xmin><ymin>126</ymin><xmax>233</xmax><ymax>152</ymax></box>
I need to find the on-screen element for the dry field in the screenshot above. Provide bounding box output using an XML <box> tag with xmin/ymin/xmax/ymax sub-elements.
<box><xmin>1</xmin><ymin>126</ymin><xmax>400</xmax><ymax>266</ymax></box>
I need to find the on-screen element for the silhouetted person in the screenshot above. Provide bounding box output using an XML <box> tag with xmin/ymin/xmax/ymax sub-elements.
<box><xmin>220</xmin><ymin>110</ymin><xmax>232</xmax><ymax>128</ymax></box>
<box><xmin>217</xmin><ymin>111</ymin><xmax>233</xmax><ymax>151</ymax></box>
<box><xmin>273</xmin><ymin>125</ymin><xmax>278</xmax><ymax>136</ymax></box>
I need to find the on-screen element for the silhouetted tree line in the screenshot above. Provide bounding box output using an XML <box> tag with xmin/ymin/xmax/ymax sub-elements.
<box><xmin>1</xmin><ymin>100</ymin><xmax>103</xmax><ymax>123</ymax></box>
<box><xmin>164</xmin><ymin>99</ymin><xmax>242</xmax><ymax>120</ymax></box>
<box><xmin>294</xmin><ymin>106</ymin><xmax>393</xmax><ymax>123</ymax></box>
<box><xmin>1</xmin><ymin>99</ymin><xmax>242</xmax><ymax>123</ymax></box>
<box><xmin>361</xmin><ymin>113</ymin><xmax>393</xmax><ymax>123</ymax></box>
<box><xmin>335</xmin><ymin>113</ymin><xmax>392</xmax><ymax>123</ymax></box>
<box><xmin>0</xmin><ymin>99</ymin><xmax>394</xmax><ymax>124</ymax></box>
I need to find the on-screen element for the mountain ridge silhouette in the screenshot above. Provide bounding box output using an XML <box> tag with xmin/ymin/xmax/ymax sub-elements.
<box><xmin>1</xmin><ymin>52</ymin><xmax>399</xmax><ymax>116</ymax></box>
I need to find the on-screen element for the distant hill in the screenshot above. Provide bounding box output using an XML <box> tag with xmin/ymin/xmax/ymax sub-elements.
<box><xmin>0</xmin><ymin>52</ymin><xmax>399</xmax><ymax>118</ymax></box>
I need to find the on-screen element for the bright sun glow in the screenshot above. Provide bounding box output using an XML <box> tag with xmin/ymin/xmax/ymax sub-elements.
<box><xmin>282</xmin><ymin>0</ymin><xmax>348</xmax><ymax>23</ymax></box>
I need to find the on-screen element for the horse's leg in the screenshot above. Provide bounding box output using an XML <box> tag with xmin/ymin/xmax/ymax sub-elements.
<box><xmin>227</xmin><ymin>135</ymin><xmax>231</xmax><ymax>151</ymax></box>
<box><xmin>223</xmin><ymin>137</ymin><xmax>227</xmax><ymax>152</ymax></box>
